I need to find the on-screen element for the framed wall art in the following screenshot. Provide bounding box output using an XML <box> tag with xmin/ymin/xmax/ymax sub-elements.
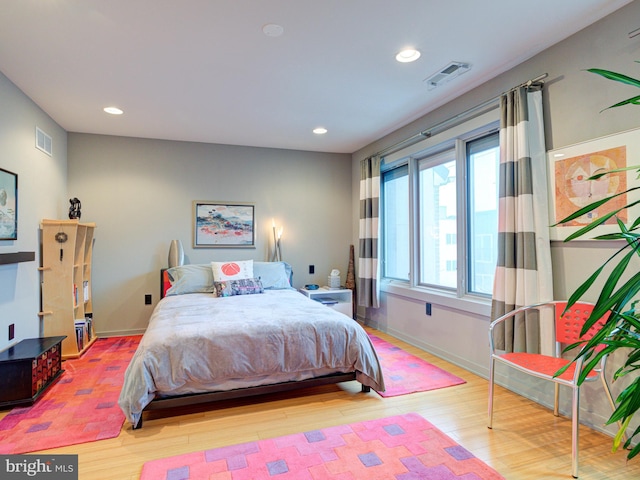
<box><xmin>547</xmin><ymin>127</ymin><xmax>640</xmax><ymax>241</ymax></box>
<box><xmin>193</xmin><ymin>201</ymin><xmax>256</xmax><ymax>248</ymax></box>
<box><xmin>0</xmin><ymin>168</ymin><xmax>17</xmax><ymax>240</ymax></box>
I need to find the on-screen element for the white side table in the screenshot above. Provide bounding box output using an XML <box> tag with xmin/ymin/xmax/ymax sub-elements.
<box><xmin>299</xmin><ymin>287</ymin><xmax>353</xmax><ymax>318</ymax></box>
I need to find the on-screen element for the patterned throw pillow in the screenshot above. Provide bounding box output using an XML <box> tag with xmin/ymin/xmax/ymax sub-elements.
<box><xmin>214</xmin><ymin>277</ymin><xmax>264</xmax><ymax>297</ymax></box>
<box><xmin>211</xmin><ymin>260</ymin><xmax>254</xmax><ymax>282</ymax></box>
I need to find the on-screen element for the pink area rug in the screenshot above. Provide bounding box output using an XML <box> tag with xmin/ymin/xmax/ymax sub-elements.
<box><xmin>141</xmin><ymin>412</ymin><xmax>504</xmax><ymax>479</ymax></box>
<box><xmin>0</xmin><ymin>336</ymin><xmax>141</xmax><ymax>454</ymax></box>
<box><xmin>369</xmin><ymin>334</ymin><xmax>466</xmax><ymax>397</ymax></box>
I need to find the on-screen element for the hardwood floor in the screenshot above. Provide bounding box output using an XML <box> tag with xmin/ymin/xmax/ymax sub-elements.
<box><xmin>2</xmin><ymin>328</ymin><xmax>638</xmax><ymax>479</ymax></box>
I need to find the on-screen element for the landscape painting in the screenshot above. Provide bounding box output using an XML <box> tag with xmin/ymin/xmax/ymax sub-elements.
<box><xmin>193</xmin><ymin>201</ymin><xmax>255</xmax><ymax>248</ymax></box>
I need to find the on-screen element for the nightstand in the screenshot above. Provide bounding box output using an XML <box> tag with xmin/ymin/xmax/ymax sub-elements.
<box><xmin>300</xmin><ymin>287</ymin><xmax>353</xmax><ymax>318</ymax></box>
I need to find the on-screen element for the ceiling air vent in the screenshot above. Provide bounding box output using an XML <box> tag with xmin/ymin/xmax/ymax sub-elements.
<box><xmin>35</xmin><ymin>126</ymin><xmax>52</xmax><ymax>156</ymax></box>
<box><xmin>424</xmin><ymin>61</ymin><xmax>471</xmax><ymax>91</ymax></box>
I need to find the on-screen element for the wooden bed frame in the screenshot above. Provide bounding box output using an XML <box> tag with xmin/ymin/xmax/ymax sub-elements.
<box><xmin>131</xmin><ymin>270</ymin><xmax>372</xmax><ymax>429</ymax></box>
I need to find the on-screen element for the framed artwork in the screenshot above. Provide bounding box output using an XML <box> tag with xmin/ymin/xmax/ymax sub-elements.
<box><xmin>0</xmin><ymin>168</ymin><xmax>17</xmax><ymax>240</ymax></box>
<box><xmin>193</xmin><ymin>201</ymin><xmax>256</xmax><ymax>248</ymax></box>
<box><xmin>547</xmin><ymin>127</ymin><xmax>640</xmax><ymax>241</ymax></box>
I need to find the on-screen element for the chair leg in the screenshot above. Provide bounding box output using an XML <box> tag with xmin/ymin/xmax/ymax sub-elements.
<box><xmin>600</xmin><ymin>363</ymin><xmax>626</xmax><ymax>443</ymax></box>
<box><xmin>488</xmin><ymin>357</ymin><xmax>495</xmax><ymax>429</ymax></box>
<box><xmin>571</xmin><ymin>385</ymin><xmax>580</xmax><ymax>478</ymax></box>
<box><xmin>554</xmin><ymin>382</ymin><xmax>560</xmax><ymax>416</ymax></box>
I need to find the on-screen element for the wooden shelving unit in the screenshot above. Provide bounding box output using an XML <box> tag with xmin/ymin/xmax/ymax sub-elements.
<box><xmin>39</xmin><ymin>219</ymin><xmax>96</xmax><ymax>359</ymax></box>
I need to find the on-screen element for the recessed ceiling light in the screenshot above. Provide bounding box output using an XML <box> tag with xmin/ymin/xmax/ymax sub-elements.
<box><xmin>103</xmin><ymin>106</ymin><xmax>123</xmax><ymax>115</ymax></box>
<box><xmin>313</xmin><ymin>127</ymin><xmax>328</xmax><ymax>135</ymax></box>
<box><xmin>395</xmin><ymin>49</ymin><xmax>421</xmax><ymax>63</ymax></box>
<box><xmin>263</xmin><ymin>23</ymin><xmax>284</xmax><ymax>37</ymax></box>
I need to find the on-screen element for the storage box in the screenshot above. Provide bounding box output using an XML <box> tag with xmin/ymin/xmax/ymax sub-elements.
<box><xmin>328</xmin><ymin>275</ymin><xmax>341</xmax><ymax>289</ymax></box>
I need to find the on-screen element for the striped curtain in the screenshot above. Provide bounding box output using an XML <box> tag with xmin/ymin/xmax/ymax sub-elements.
<box><xmin>491</xmin><ymin>87</ymin><xmax>554</xmax><ymax>354</ymax></box>
<box><xmin>358</xmin><ymin>155</ymin><xmax>381</xmax><ymax>308</ymax></box>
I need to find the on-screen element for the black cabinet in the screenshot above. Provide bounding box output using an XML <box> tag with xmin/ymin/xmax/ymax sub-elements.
<box><xmin>0</xmin><ymin>336</ymin><xmax>66</xmax><ymax>408</ymax></box>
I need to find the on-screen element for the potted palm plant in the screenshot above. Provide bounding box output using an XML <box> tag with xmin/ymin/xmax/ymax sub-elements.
<box><xmin>557</xmin><ymin>63</ymin><xmax>640</xmax><ymax>460</ymax></box>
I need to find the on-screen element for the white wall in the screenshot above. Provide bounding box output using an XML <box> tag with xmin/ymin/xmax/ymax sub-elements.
<box><xmin>0</xmin><ymin>71</ymin><xmax>67</xmax><ymax>351</ymax></box>
<box><xmin>67</xmin><ymin>134</ymin><xmax>353</xmax><ymax>336</ymax></box>
<box><xmin>352</xmin><ymin>1</ymin><xmax>640</xmax><ymax>437</ymax></box>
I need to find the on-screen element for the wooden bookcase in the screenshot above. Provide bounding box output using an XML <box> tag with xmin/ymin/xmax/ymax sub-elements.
<box><xmin>39</xmin><ymin>219</ymin><xmax>96</xmax><ymax>359</ymax></box>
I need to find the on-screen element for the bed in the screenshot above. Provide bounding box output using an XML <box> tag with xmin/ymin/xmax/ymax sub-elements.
<box><xmin>118</xmin><ymin>261</ymin><xmax>385</xmax><ymax>429</ymax></box>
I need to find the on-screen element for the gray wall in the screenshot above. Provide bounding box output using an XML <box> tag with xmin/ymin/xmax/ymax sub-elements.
<box><xmin>67</xmin><ymin>134</ymin><xmax>353</xmax><ymax>336</ymax></box>
<box><xmin>0</xmin><ymin>71</ymin><xmax>67</xmax><ymax>352</ymax></box>
<box><xmin>352</xmin><ymin>1</ymin><xmax>640</xmax><ymax>437</ymax></box>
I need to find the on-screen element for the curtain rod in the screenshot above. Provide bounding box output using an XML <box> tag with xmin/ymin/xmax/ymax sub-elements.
<box><xmin>373</xmin><ymin>73</ymin><xmax>548</xmax><ymax>159</ymax></box>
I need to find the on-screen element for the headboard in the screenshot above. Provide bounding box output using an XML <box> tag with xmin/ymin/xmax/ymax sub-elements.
<box><xmin>161</xmin><ymin>269</ymin><xmax>171</xmax><ymax>299</ymax></box>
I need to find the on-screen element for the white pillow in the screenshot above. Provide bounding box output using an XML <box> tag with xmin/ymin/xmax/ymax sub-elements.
<box><xmin>211</xmin><ymin>260</ymin><xmax>254</xmax><ymax>282</ymax></box>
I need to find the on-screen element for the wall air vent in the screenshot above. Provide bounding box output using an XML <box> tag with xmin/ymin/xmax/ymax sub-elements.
<box><xmin>35</xmin><ymin>126</ymin><xmax>52</xmax><ymax>156</ymax></box>
<box><xmin>424</xmin><ymin>61</ymin><xmax>471</xmax><ymax>91</ymax></box>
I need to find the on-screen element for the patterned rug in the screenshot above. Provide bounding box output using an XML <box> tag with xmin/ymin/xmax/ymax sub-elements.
<box><xmin>0</xmin><ymin>335</ymin><xmax>141</xmax><ymax>454</ymax></box>
<box><xmin>140</xmin><ymin>412</ymin><xmax>504</xmax><ymax>479</ymax></box>
<box><xmin>369</xmin><ymin>334</ymin><xmax>466</xmax><ymax>397</ymax></box>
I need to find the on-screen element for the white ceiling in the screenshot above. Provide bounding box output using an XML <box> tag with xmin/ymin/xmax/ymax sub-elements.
<box><xmin>0</xmin><ymin>1</ymin><xmax>633</xmax><ymax>153</ymax></box>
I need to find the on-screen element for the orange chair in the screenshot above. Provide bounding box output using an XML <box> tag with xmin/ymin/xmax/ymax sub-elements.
<box><xmin>488</xmin><ymin>301</ymin><xmax>617</xmax><ymax>478</ymax></box>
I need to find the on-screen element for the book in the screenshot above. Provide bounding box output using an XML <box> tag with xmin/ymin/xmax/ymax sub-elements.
<box><xmin>315</xmin><ymin>297</ymin><xmax>338</xmax><ymax>305</ymax></box>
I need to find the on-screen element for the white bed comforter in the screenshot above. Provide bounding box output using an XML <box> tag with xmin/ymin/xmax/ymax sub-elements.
<box><xmin>118</xmin><ymin>289</ymin><xmax>385</xmax><ymax>426</ymax></box>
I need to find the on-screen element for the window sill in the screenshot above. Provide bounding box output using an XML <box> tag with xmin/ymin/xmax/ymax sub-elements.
<box><xmin>380</xmin><ymin>280</ymin><xmax>492</xmax><ymax>317</ymax></box>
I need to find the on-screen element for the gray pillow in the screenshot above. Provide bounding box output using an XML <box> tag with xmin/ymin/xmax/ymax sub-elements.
<box><xmin>165</xmin><ymin>264</ymin><xmax>215</xmax><ymax>296</ymax></box>
<box><xmin>253</xmin><ymin>261</ymin><xmax>293</xmax><ymax>289</ymax></box>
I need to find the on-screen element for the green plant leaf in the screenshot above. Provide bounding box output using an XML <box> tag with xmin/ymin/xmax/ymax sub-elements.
<box><xmin>602</xmin><ymin>95</ymin><xmax>640</xmax><ymax>111</ymax></box>
<box><xmin>556</xmin><ymin>64</ymin><xmax>640</xmax><ymax>461</ymax></box>
<box><xmin>586</xmin><ymin>68</ymin><xmax>640</xmax><ymax>88</ymax></box>
<box><xmin>587</xmin><ymin>165</ymin><xmax>640</xmax><ymax>180</ymax></box>
<box><xmin>561</xmin><ymin>195</ymin><xmax>640</xmax><ymax>241</ymax></box>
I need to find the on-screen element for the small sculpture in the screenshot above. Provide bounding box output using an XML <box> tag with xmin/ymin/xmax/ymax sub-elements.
<box><xmin>69</xmin><ymin>198</ymin><xmax>82</xmax><ymax>219</ymax></box>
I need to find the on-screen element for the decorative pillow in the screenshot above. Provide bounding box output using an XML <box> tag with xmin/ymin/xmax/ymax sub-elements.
<box><xmin>165</xmin><ymin>264</ymin><xmax>215</xmax><ymax>296</ymax></box>
<box><xmin>214</xmin><ymin>277</ymin><xmax>264</xmax><ymax>297</ymax></box>
<box><xmin>253</xmin><ymin>261</ymin><xmax>292</xmax><ymax>289</ymax></box>
<box><xmin>211</xmin><ymin>260</ymin><xmax>254</xmax><ymax>282</ymax></box>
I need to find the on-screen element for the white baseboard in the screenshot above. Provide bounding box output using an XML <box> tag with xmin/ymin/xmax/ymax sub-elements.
<box><xmin>96</xmin><ymin>328</ymin><xmax>146</xmax><ymax>337</ymax></box>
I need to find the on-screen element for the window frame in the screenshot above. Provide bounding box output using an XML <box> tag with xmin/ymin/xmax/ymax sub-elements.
<box><xmin>379</xmin><ymin>109</ymin><xmax>500</xmax><ymax>315</ymax></box>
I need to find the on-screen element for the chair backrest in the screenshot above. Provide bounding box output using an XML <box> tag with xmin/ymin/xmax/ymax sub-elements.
<box><xmin>554</xmin><ymin>302</ymin><xmax>607</xmax><ymax>345</ymax></box>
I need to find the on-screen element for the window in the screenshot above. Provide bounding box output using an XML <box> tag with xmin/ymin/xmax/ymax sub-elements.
<box><xmin>467</xmin><ymin>134</ymin><xmax>499</xmax><ymax>295</ymax></box>
<box><xmin>380</xmin><ymin>112</ymin><xmax>499</xmax><ymax>299</ymax></box>
<box><xmin>418</xmin><ymin>149</ymin><xmax>457</xmax><ymax>289</ymax></box>
<box><xmin>382</xmin><ymin>165</ymin><xmax>409</xmax><ymax>280</ymax></box>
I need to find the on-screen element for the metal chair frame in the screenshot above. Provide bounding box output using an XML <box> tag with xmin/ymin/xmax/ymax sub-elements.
<box><xmin>487</xmin><ymin>301</ymin><xmax>619</xmax><ymax>478</ymax></box>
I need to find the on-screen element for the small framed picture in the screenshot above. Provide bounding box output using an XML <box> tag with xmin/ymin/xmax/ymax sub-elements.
<box><xmin>193</xmin><ymin>201</ymin><xmax>256</xmax><ymax>248</ymax></box>
<box><xmin>547</xmin><ymin>127</ymin><xmax>640</xmax><ymax>241</ymax></box>
<box><xmin>0</xmin><ymin>168</ymin><xmax>18</xmax><ymax>240</ymax></box>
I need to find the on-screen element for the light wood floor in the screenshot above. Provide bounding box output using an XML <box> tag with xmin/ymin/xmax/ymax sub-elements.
<box><xmin>2</xmin><ymin>328</ymin><xmax>638</xmax><ymax>479</ymax></box>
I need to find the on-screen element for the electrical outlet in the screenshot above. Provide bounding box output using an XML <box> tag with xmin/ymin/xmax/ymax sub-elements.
<box><xmin>145</xmin><ymin>294</ymin><xmax>152</xmax><ymax>305</ymax></box>
<box><xmin>8</xmin><ymin>324</ymin><xmax>15</xmax><ymax>340</ymax></box>
<box><xmin>425</xmin><ymin>303</ymin><xmax>432</xmax><ymax>316</ymax></box>
<box><xmin>309</xmin><ymin>265</ymin><xmax>315</xmax><ymax>274</ymax></box>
